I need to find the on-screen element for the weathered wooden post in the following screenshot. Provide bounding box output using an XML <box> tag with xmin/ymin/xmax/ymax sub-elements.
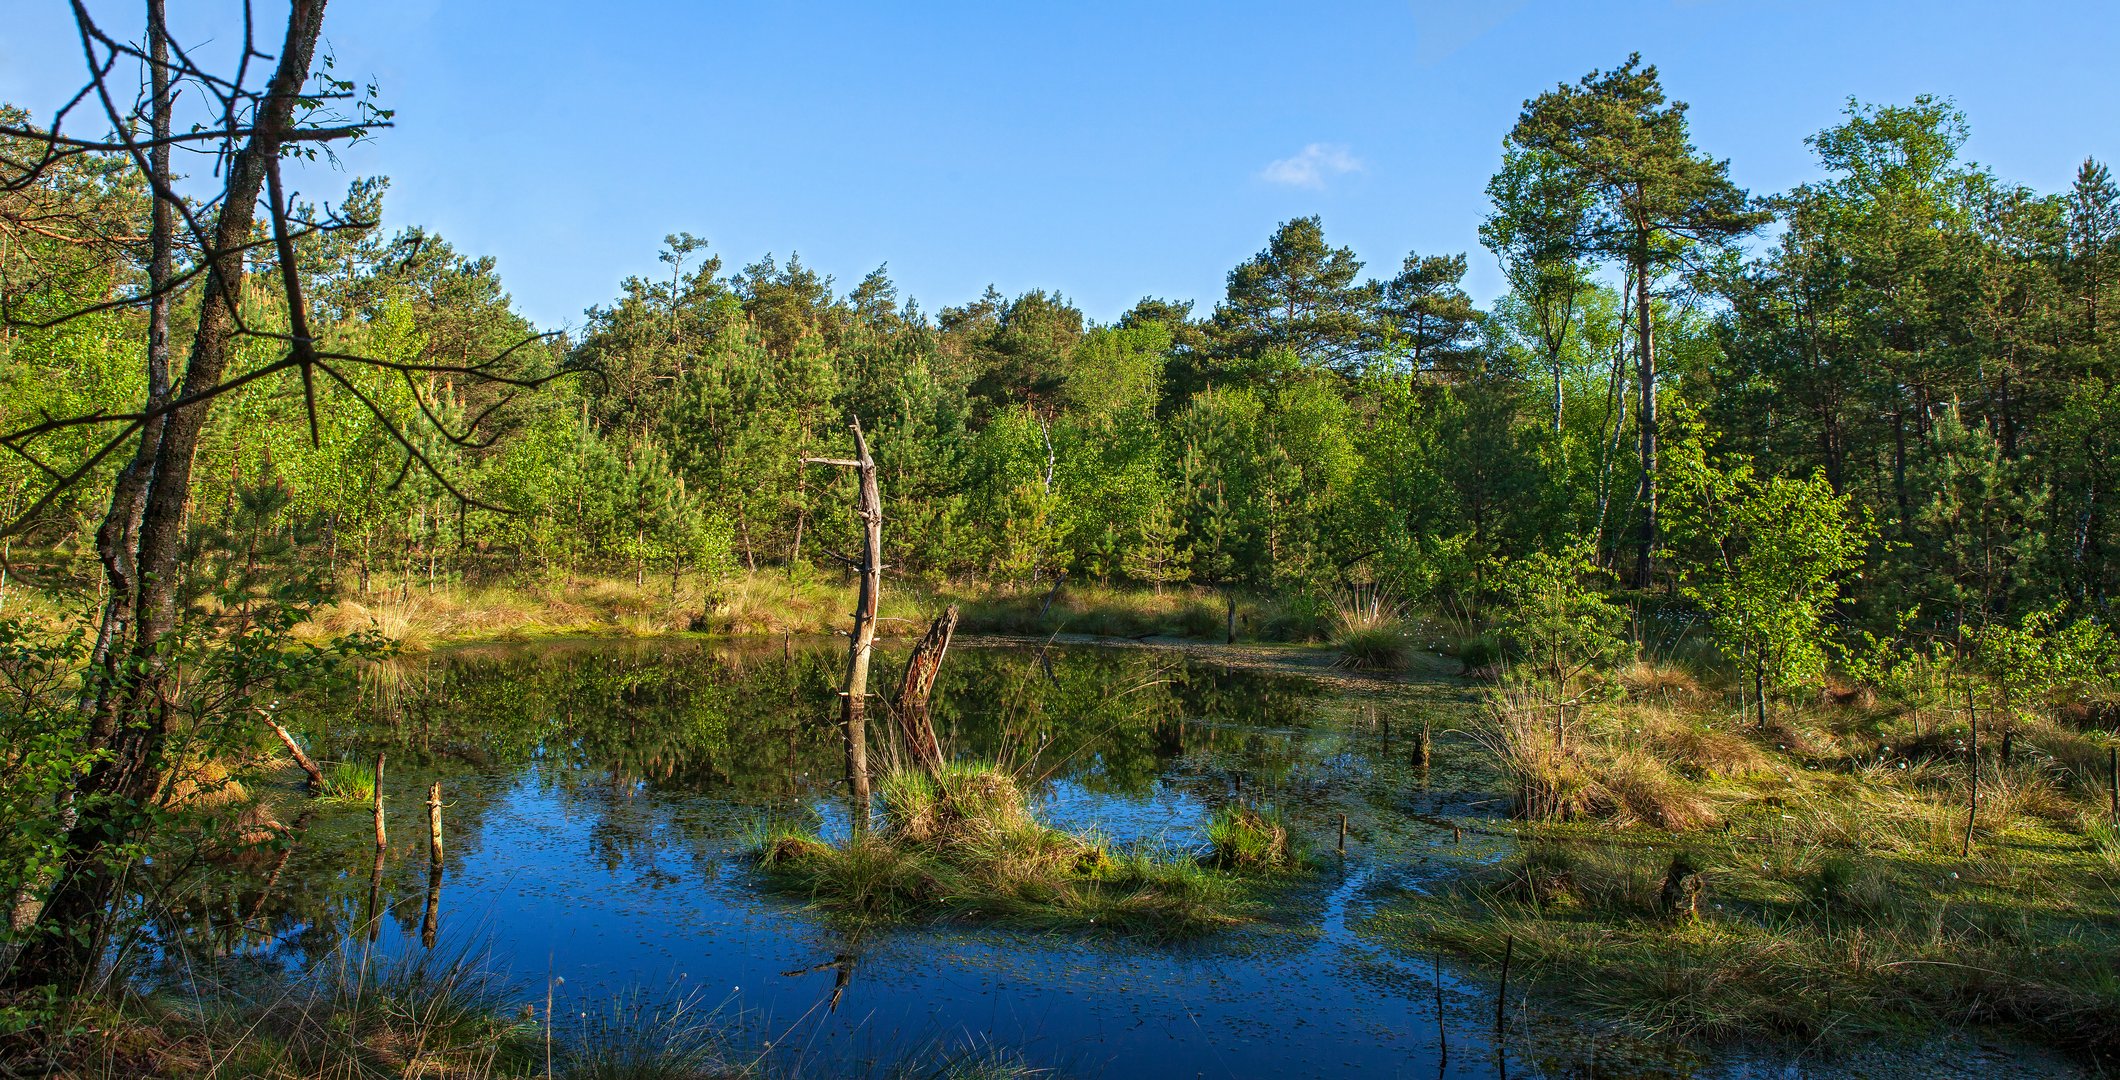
<box><xmin>426</xmin><ymin>781</ymin><xmax>443</xmax><ymax>864</ymax></box>
<box><xmin>804</xmin><ymin>418</ymin><xmax>883</xmax><ymax>832</ymax></box>
<box><xmin>1657</xmin><ymin>855</ymin><xmax>1702</xmax><ymax>920</ymax></box>
<box><xmin>421</xmin><ymin>862</ymin><xmax>442</xmax><ymax>949</ymax></box>
<box><xmin>365</xmin><ymin>847</ymin><xmax>386</xmax><ymax>944</ymax></box>
<box><xmin>1432</xmin><ymin>951</ymin><xmax>1448</xmax><ymax>1067</ymax></box>
<box><xmin>366</xmin><ymin>752</ymin><xmax>388</xmax><ymax>942</ymax></box>
<box><xmin>372</xmin><ymin>753</ymin><xmax>387</xmax><ymax>851</ymax></box>
<box><xmin>1494</xmin><ymin>933</ymin><xmax>1513</xmax><ymax>1041</ymax></box>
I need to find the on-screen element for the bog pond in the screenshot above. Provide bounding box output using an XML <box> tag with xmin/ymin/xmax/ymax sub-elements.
<box><xmin>151</xmin><ymin>636</ymin><xmax>1683</xmax><ymax>1078</ymax></box>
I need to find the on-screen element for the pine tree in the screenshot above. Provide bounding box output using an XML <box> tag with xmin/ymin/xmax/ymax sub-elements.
<box><xmin>1207</xmin><ymin>216</ymin><xmax>1380</xmax><ymax>374</ymax></box>
<box><xmin>1124</xmin><ymin>496</ymin><xmax>1192</xmax><ymax>593</ymax></box>
<box><xmin>1508</xmin><ymin>54</ymin><xmax>1767</xmax><ymax>585</ymax></box>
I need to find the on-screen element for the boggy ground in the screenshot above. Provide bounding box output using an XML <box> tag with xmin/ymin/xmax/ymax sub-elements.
<box><xmin>16</xmin><ymin>580</ymin><xmax>2114</xmax><ymax>1076</ymax></box>
<box><xmin>1003</xmin><ymin>633</ymin><xmax>2118</xmax><ymax>1075</ymax></box>
<box><xmin>1356</xmin><ymin>659</ymin><xmax>2120</xmax><ymax>1074</ymax></box>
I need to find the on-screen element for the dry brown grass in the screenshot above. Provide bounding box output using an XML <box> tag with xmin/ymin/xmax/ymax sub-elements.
<box><xmin>301</xmin><ymin>571</ymin><xmax>980</xmax><ymax>649</ymax></box>
<box><xmin>158</xmin><ymin>757</ymin><xmax>247</xmax><ymax>809</ymax></box>
<box><xmin>1758</xmin><ymin>714</ymin><xmax>1839</xmax><ymax>759</ymax></box>
<box><xmin>1613</xmin><ymin>659</ymin><xmax>1703</xmax><ymax>702</ymax></box>
<box><xmin>1626</xmin><ymin>706</ymin><xmax>1772</xmax><ymax>779</ymax></box>
<box><xmin>1475</xmin><ymin>689</ymin><xmax>1725</xmax><ymax>830</ymax></box>
<box><xmin>1597</xmin><ymin>750</ymin><xmax>1721</xmax><ymax>830</ymax></box>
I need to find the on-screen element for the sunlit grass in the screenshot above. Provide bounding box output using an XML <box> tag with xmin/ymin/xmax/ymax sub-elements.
<box><xmin>316</xmin><ymin>761</ymin><xmax>377</xmax><ymax>806</ymax></box>
<box><xmin>756</xmin><ymin>764</ymin><xmax>1300</xmax><ymax>939</ymax></box>
<box><xmin>1373</xmin><ymin>662</ymin><xmax>2120</xmax><ymax>1065</ymax></box>
<box><xmin>311</xmin><ymin>759</ymin><xmax>379</xmax><ymax>806</ymax></box>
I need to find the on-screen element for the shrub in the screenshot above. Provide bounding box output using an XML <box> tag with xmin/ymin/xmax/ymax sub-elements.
<box><xmin>1456</xmin><ymin>633</ymin><xmax>1503</xmax><ymax>671</ymax></box>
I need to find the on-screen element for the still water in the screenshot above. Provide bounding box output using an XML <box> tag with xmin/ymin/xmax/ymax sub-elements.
<box><xmin>155</xmin><ymin>637</ymin><xmax>1552</xmax><ymax>1078</ymax></box>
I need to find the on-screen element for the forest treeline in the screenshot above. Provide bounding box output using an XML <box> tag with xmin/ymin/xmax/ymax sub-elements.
<box><xmin>7</xmin><ymin>57</ymin><xmax>2119</xmax><ymax>648</ymax></box>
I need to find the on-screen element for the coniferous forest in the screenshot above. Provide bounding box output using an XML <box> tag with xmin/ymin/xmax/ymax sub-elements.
<box><xmin>2</xmin><ymin>5</ymin><xmax>2118</xmax><ymax>1079</ymax></box>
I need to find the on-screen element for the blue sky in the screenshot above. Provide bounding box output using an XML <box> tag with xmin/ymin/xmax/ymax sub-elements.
<box><xmin>4</xmin><ymin>1</ymin><xmax>2115</xmax><ymax>331</ymax></box>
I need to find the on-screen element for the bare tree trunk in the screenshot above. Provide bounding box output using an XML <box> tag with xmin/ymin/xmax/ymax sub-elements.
<box><xmin>1962</xmin><ymin>684</ymin><xmax>1979</xmax><ymax>857</ymax></box>
<box><xmin>805</xmin><ymin>420</ymin><xmax>881</xmax><ymax>832</ymax></box>
<box><xmin>421</xmin><ymin>781</ymin><xmax>443</xmax><ymax>946</ymax></box>
<box><xmin>1754</xmin><ymin>657</ymin><xmax>1769</xmax><ymax>731</ymax></box>
<box><xmin>1632</xmin><ymin>241</ymin><xmax>1658</xmax><ymax>589</ymax></box>
<box><xmin>1590</xmin><ymin>275</ymin><xmax>1631</xmax><ymax>560</ymax></box>
<box><xmin>12</xmin><ymin>1</ymin><xmax>331</xmax><ymax>991</ymax></box>
<box><xmin>893</xmin><ymin>606</ymin><xmax>957</xmax><ymax>777</ymax></box>
<box><xmin>426</xmin><ymin>781</ymin><xmax>443</xmax><ymax>864</ymax></box>
<box><xmin>86</xmin><ymin>0</ymin><xmax>177</xmax><ymax>679</ymax></box>
<box><xmin>421</xmin><ymin>863</ymin><xmax>442</xmax><ymax>950</ymax></box>
<box><xmin>1039</xmin><ymin>569</ymin><xmax>1067</xmax><ymax>620</ymax></box>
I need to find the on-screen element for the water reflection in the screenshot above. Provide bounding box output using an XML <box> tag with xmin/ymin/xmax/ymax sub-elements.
<box><xmin>143</xmin><ymin>638</ymin><xmax>1539</xmax><ymax>1079</ymax></box>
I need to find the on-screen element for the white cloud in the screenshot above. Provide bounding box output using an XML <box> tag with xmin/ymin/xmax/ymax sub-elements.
<box><xmin>1260</xmin><ymin>143</ymin><xmax>1362</xmax><ymax>189</ymax></box>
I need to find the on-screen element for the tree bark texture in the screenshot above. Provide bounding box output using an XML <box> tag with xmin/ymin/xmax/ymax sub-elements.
<box><xmin>893</xmin><ymin>606</ymin><xmax>958</xmax><ymax>777</ymax></box>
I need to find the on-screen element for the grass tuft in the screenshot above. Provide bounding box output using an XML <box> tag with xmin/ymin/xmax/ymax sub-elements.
<box><xmin>1332</xmin><ymin>627</ymin><xmax>1409</xmax><ymax>671</ymax></box>
<box><xmin>550</xmin><ymin>985</ymin><xmax>734</xmax><ymax>1080</ymax></box>
<box><xmin>757</xmin><ymin>765</ymin><xmax>1299</xmax><ymax>939</ymax></box>
<box><xmin>1205</xmin><ymin>805</ymin><xmax>1300</xmax><ymax>872</ymax></box>
<box><xmin>316</xmin><ymin>761</ymin><xmax>376</xmax><ymax>806</ymax></box>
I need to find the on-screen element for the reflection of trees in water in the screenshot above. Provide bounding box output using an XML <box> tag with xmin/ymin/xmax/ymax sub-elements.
<box><xmin>139</xmin><ymin>643</ymin><xmax>1326</xmax><ymax>978</ymax></box>
<box><xmin>135</xmin><ymin>815</ymin><xmax>449</xmax><ymax>983</ymax></box>
<box><xmin>299</xmin><ymin>642</ymin><xmax>1320</xmax><ymax>804</ymax></box>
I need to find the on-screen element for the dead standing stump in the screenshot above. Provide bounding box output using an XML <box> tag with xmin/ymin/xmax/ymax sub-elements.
<box><xmin>893</xmin><ymin>606</ymin><xmax>957</xmax><ymax>777</ymax></box>
<box><xmin>1657</xmin><ymin>854</ymin><xmax>1704</xmax><ymax>921</ymax></box>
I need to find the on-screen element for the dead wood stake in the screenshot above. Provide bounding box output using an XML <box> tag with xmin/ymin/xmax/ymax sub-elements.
<box><xmin>427</xmin><ymin>780</ymin><xmax>444</xmax><ymax>865</ymax></box>
<box><xmin>372</xmin><ymin>752</ymin><xmax>387</xmax><ymax>852</ymax></box>
<box><xmin>1495</xmin><ymin>933</ymin><xmax>1513</xmax><ymax>1040</ymax></box>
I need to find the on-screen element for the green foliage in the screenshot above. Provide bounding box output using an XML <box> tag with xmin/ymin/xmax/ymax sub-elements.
<box><xmin>4</xmin><ymin>55</ymin><xmax>2118</xmax><ymax>642</ymax></box>
<box><xmin>1207</xmin><ymin>216</ymin><xmax>1379</xmax><ymax>372</ymax></box>
<box><xmin>0</xmin><ymin>620</ymin><xmax>94</xmax><ymax>928</ymax></box>
<box><xmin>1505</xmin><ymin>53</ymin><xmax>1766</xmax><ymax>279</ymax></box>
<box><xmin>1666</xmin><ymin>440</ymin><xmax>1873</xmax><ymax>707</ymax></box>
<box><xmin>1970</xmin><ymin>606</ymin><xmax>2119</xmax><ymax>730</ymax></box>
<box><xmin>1486</xmin><ymin>545</ymin><xmax>1629</xmax><ymax>744</ymax></box>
